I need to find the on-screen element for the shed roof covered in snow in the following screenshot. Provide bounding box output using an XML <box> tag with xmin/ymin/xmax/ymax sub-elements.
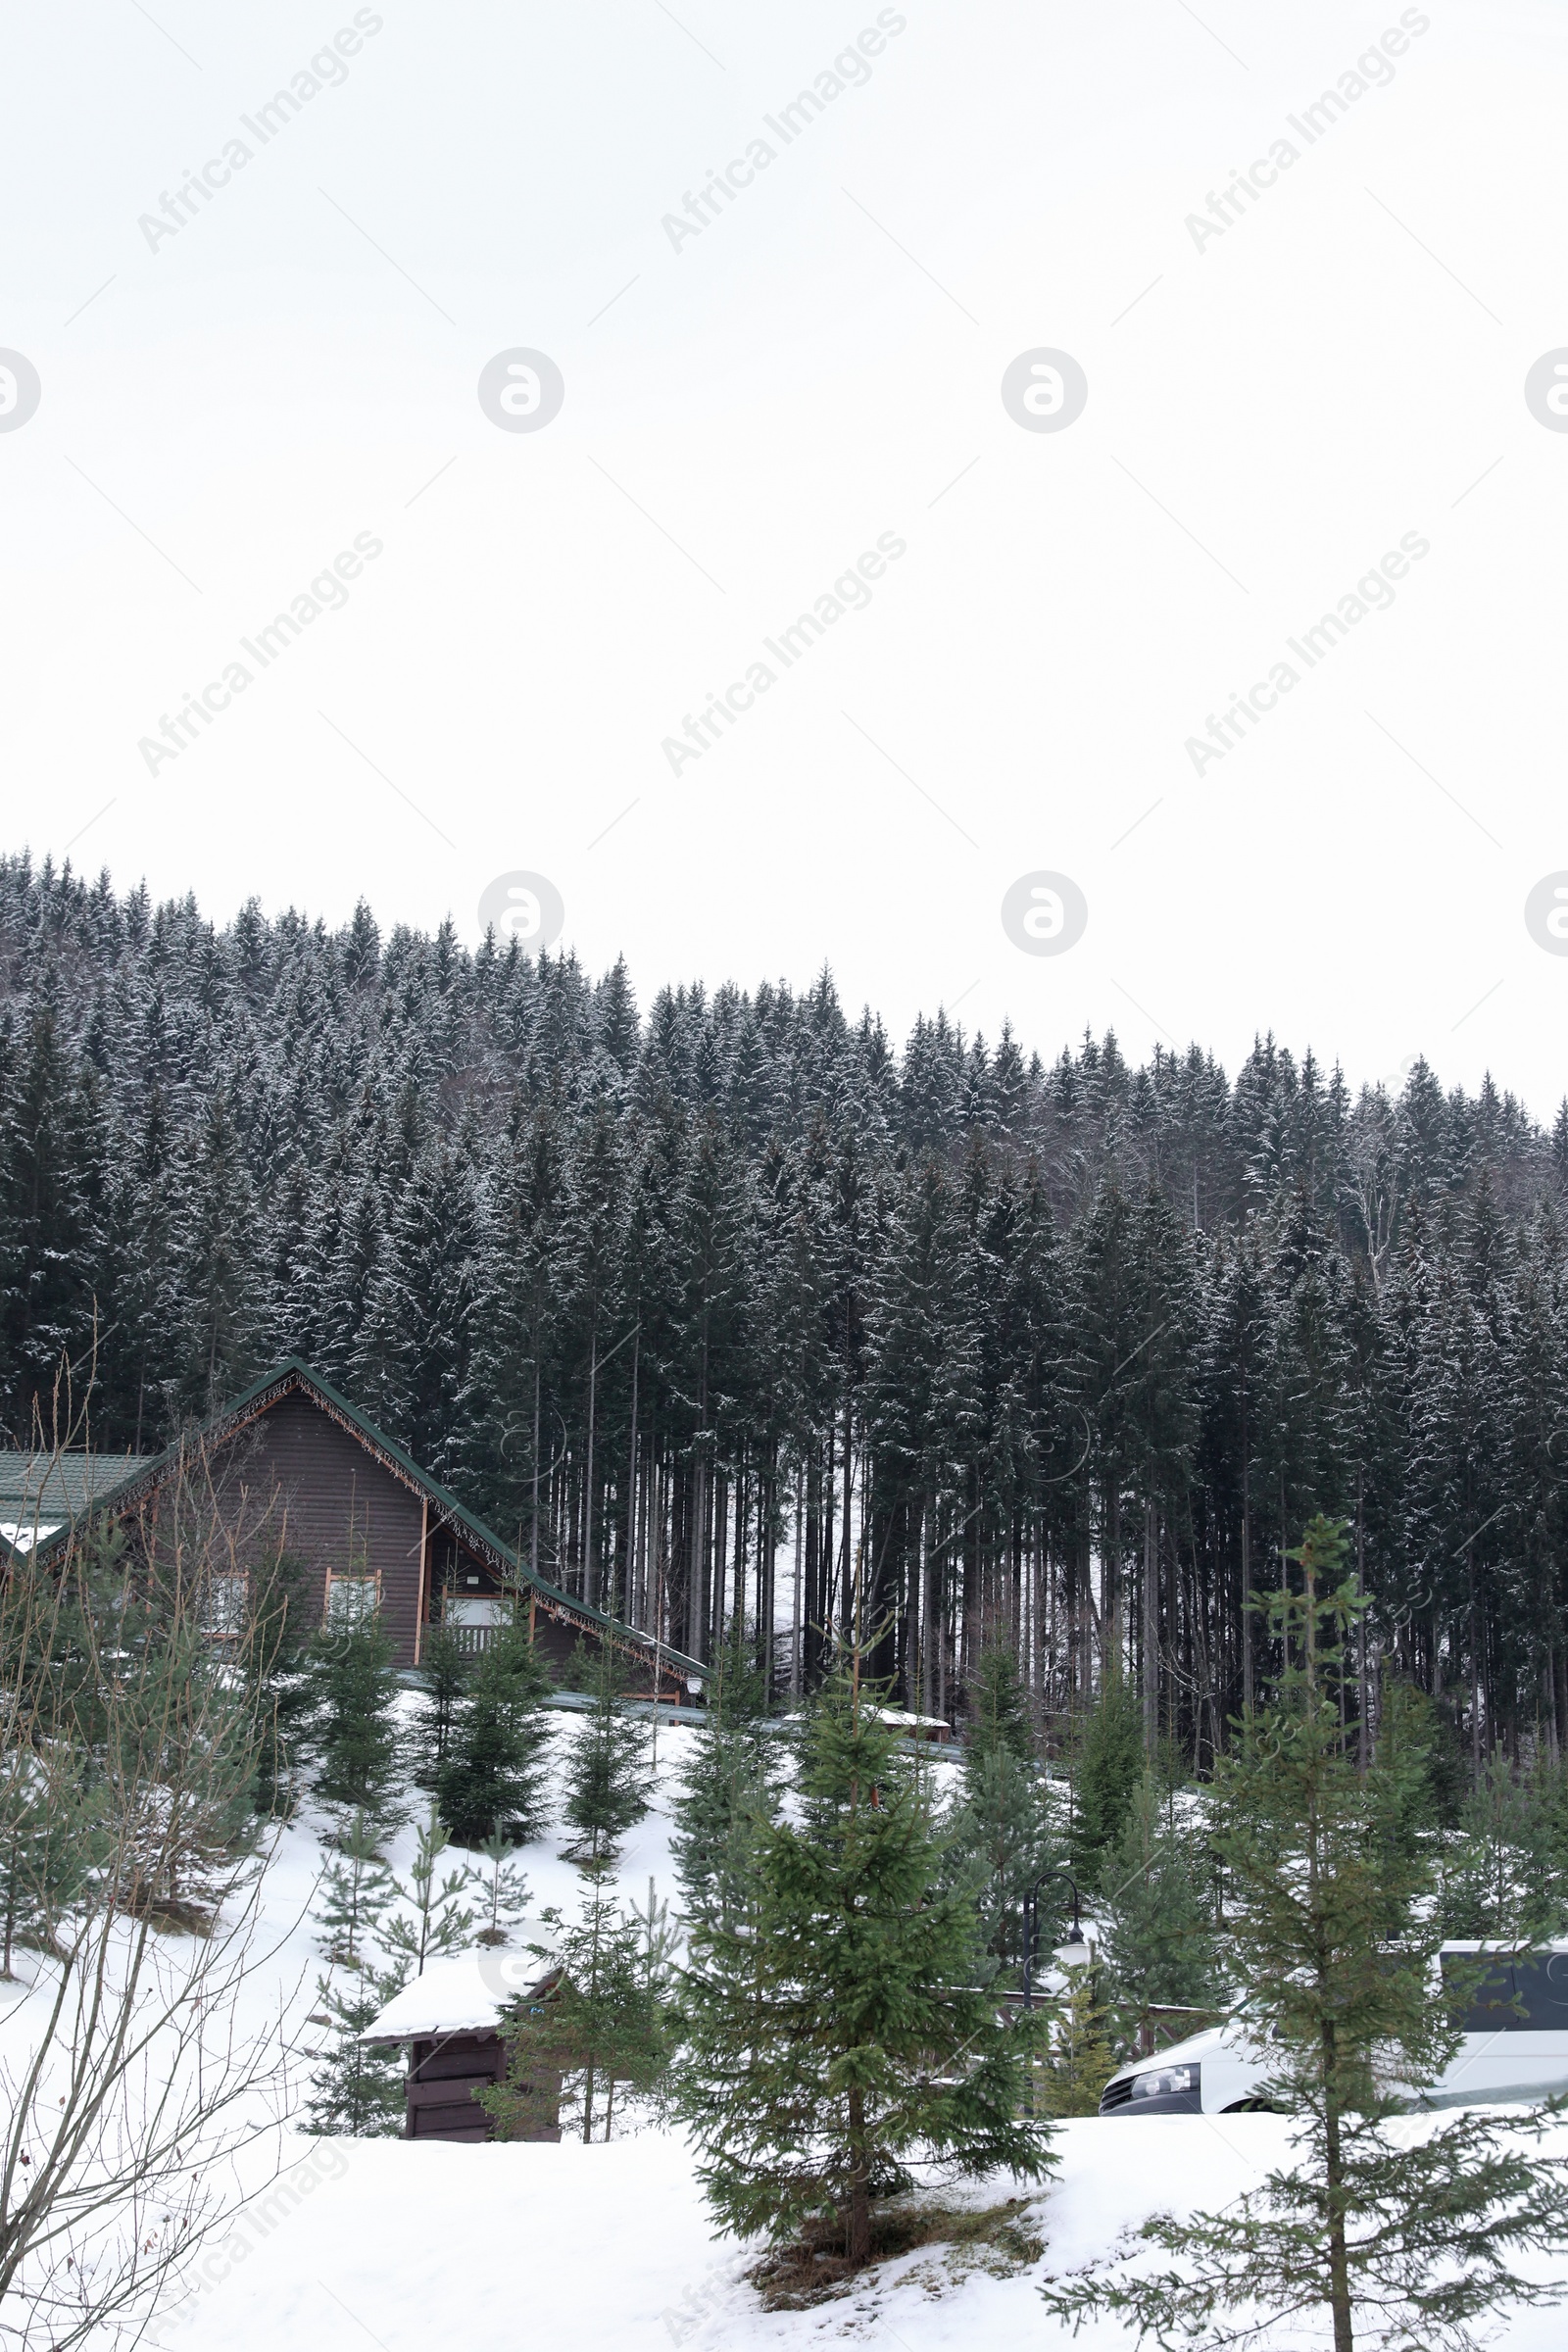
<box><xmin>873</xmin><ymin>1707</ymin><xmax>954</xmax><ymax>1740</ymax></box>
<box><xmin>364</xmin><ymin>1949</ymin><xmax>557</xmax><ymax>2042</ymax></box>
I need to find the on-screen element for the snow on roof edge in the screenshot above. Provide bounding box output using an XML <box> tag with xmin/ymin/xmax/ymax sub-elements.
<box><xmin>363</xmin><ymin>1948</ymin><xmax>554</xmax><ymax>2041</ymax></box>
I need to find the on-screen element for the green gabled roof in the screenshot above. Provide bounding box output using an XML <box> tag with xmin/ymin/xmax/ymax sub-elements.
<box><xmin>31</xmin><ymin>1358</ymin><xmax>706</xmax><ymax>1687</ymax></box>
<box><xmin>0</xmin><ymin>1448</ymin><xmax>156</xmax><ymax>1520</ymax></box>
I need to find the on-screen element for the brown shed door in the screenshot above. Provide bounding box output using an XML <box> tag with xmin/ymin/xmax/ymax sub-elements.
<box><xmin>406</xmin><ymin>2033</ymin><xmax>505</xmax><ymax>2142</ymax></box>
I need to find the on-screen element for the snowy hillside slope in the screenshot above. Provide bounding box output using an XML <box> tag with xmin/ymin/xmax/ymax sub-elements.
<box><xmin>8</xmin><ymin>1708</ymin><xmax>1567</xmax><ymax>2351</ymax></box>
<box><xmin>149</xmin><ymin>2113</ymin><xmax>1568</xmax><ymax>2352</ymax></box>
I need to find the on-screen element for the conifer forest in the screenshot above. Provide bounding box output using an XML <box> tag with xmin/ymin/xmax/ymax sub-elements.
<box><xmin>6</xmin><ymin>851</ymin><xmax>1568</xmax><ymax>1768</ymax></box>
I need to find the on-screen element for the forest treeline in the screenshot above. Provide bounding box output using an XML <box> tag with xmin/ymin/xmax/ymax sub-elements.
<box><xmin>5</xmin><ymin>850</ymin><xmax>1568</xmax><ymax>1765</ymax></box>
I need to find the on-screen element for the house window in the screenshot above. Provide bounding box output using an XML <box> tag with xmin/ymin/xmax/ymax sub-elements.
<box><xmin>325</xmin><ymin>1572</ymin><xmax>380</xmax><ymax>1628</ymax></box>
<box><xmin>202</xmin><ymin>1572</ymin><xmax>249</xmax><ymax>1637</ymax></box>
<box><xmin>444</xmin><ymin>1593</ymin><xmax>505</xmax><ymax>1628</ymax></box>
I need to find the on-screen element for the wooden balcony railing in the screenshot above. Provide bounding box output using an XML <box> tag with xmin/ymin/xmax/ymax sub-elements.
<box><xmin>440</xmin><ymin>1622</ymin><xmax>504</xmax><ymax>1657</ymax></box>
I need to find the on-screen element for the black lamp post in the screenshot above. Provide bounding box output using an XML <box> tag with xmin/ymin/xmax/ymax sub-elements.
<box><xmin>1021</xmin><ymin>1867</ymin><xmax>1087</xmax><ymax>2014</ymax></box>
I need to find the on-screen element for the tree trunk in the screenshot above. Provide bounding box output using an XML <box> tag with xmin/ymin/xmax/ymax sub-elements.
<box><xmin>1355</xmin><ymin>1495</ymin><xmax>1369</xmax><ymax>1772</ymax></box>
<box><xmin>846</xmin><ymin>2084</ymin><xmax>871</xmax><ymax>2265</ymax></box>
<box><xmin>792</xmin><ymin>1465</ymin><xmax>804</xmax><ymax>1697</ymax></box>
<box><xmin>1322</xmin><ymin>2021</ymin><xmax>1354</xmax><ymax>2352</ymax></box>
<box><xmin>1105</xmin><ymin>1485</ymin><xmax>1122</xmax><ymax>1674</ymax></box>
<box><xmin>584</xmin><ymin>1304</ymin><xmax>599</xmax><ymax>1609</ymax></box>
<box><xmin>530</xmin><ymin>1307</ymin><xmax>542</xmax><ymax>1582</ymax></box>
<box><xmin>621</xmin><ymin>1329</ymin><xmax>639</xmax><ymax>1624</ymax></box>
<box><xmin>1240</xmin><ymin>1473</ymin><xmax>1252</xmax><ymax>1715</ymax></box>
<box><xmin>1142</xmin><ymin>1497</ymin><xmax>1157</xmax><ymax>1753</ymax></box>
<box><xmin>921</xmin><ymin>1493</ymin><xmax>937</xmax><ymax>1719</ymax></box>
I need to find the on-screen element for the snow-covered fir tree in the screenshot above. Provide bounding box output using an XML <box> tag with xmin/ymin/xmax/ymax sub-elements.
<box><xmin>5</xmin><ymin>854</ymin><xmax>1568</xmax><ymax>1774</ymax></box>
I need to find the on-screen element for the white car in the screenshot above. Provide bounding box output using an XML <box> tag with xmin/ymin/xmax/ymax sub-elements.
<box><xmin>1099</xmin><ymin>1940</ymin><xmax>1568</xmax><ymax>2117</ymax></box>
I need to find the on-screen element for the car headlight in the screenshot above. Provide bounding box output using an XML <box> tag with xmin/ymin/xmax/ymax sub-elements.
<box><xmin>1131</xmin><ymin>2064</ymin><xmax>1199</xmax><ymax>2099</ymax></box>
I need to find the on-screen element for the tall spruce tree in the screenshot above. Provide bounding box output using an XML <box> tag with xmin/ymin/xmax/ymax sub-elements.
<box><xmin>1097</xmin><ymin>1775</ymin><xmax>1221</xmax><ymax>2055</ymax></box>
<box><xmin>946</xmin><ymin>1640</ymin><xmax>1062</xmax><ymax>1977</ymax></box>
<box><xmin>1043</xmin><ymin>1516</ymin><xmax>1568</xmax><ymax>2352</ymax></box>
<box><xmin>561</xmin><ymin>1643</ymin><xmax>650</xmax><ymax>1869</ymax></box>
<box><xmin>0</xmin><ymin>1004</ymin><xmax>105</xmax><ymax>1433</ymax></box>
<box><xmin>172</xmin><ymin>1086</ymin><xmax>263</xmax><ymax>1416</ymax></box>
<box><xmin>674</xmin><ymin>1648</ymin><xmax>1050</xmax><ymax>2268</ymax></box>
<box><xmin>669</xmin><ymin>1627</ymin><xmax>779</xmax><ymax>1931</ymax></box>
<box><xmin>304</xmin><ymin>1612</ymin><xmax>405</xmax><ymax>1832</ymax></box>
<box><xmin>438</xmin><ymin>1624</ymin><xmax>556</xmax><ymax>1848</ymax></box>
<box><xmin>1071</xmin><ymin>1668</ymin><xmax>1145</xmax><ymax>1884</ymax></box>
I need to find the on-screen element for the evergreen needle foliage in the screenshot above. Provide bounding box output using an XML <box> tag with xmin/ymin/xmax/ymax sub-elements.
<box><xmin>482</xmin><ymin>1871</ymin><xmax>669</xmax><ymax>2144</ymax></box>
<box><xmin>475</xmin><ymin>1827</ymin><xmax>531</xmax><ymax>1945</ymax></box>
<box><xmin>1437</xmin><ymin>1755</ymin><xmax>1568</xmax><ymax>1942</ymax></box>
<box><xmin>306</xmin><ymin>1962</ymin><xmax>410</xmax><ymax>2138</ymax></box>
<box><xmin>1033</xmin><ymin>1967</ymin><xmax>1116</xmax><ymax>2119</ymax></box>
<box><xmin>313</xmin><ymin>1809</ymin><xmax>395</xmax><ymax>1969</ymax></box>
<box><xmin>670</xmin><ymin>1624</ymin><xmax>779</xmax><ymax>1932</ymax></box>
<box><xmin>377</xmin><ymin>1803</ymin><xmax>481</xmax><ymax>1977</ymax></box>
<box><xmin>674</xmin><ymin>1645</ymin><xmax>1052</xmax><ymax>2269</ymax></box>
<box><xmin>306</xmin><ymin>1808</ymin><xmax>408</xmax><ymax>2136</ymax></box>
<box><xmin>1071</xmin><ymin>1668</ymin><xmax>1146</xmax><ymax>1886</ymax></box>
<box><xmin>238</xmin><ymin>1544</ymin><xmax>315</xmax><ymax>1821</ymax></box>
<box><xmin>561</xmin><ymin>1642</ymin><xmax>651</xmax><ymax>1868</ymax></box>
<box><xmin>947</xmin><ymin>1640</ymin><xmax>1062</xmax><ymax>1980</ymax></box>
<box><xmin>303</xmin><ymin>1611</ymin><xmax>406</xmax><ymax>1831</ymax></box>
<box><xmin>966</xmin><ymin>1638</ymin><xmax>1035</xmax><ymax>1762</ymax></box>
<box><xmin>438</xmin><ymin>1623</ymin><xmax>556</xmax><ymax>1848</ymax></box>
<box><xmin>0</xmin><ymin>1741</ymin><xmax>104</xmax><ymax>1976</ymax></box>
<box><xmin>408</xmin><ymin>1625</ymin><xmax>469</xmax><ymax>1793</ymax></box>
<box><xmin>1042</xmin><ymin>1516</ymin><xmax>1568</xmax><ymax>2352</ymax></box>
<box><xmin>1098</xmin><ymin>1776</ymin><xmax>1222</xmax><ymax>2056</ymax></box>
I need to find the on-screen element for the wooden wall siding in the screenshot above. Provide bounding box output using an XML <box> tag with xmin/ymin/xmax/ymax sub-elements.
<box><xmin>404</xmin><ymin>2031</ymin><xmax>561</xmax><ymax>2142</ymax></box>
<box><xmin>220</xmin><ymin>1394</ymin><xmax>427</xmax><ymax>1666</ymax></box>
<box><xmin>531</xmin><ymin>1612</ymin><xmax>586</xmax><ymax>1680</ymax></box>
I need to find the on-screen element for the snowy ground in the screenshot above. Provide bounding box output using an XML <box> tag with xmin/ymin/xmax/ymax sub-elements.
<box><xmin>148</xmin><ymin>2114</ymin><xmax>1568</xmax><ymax>2352</ymax></box>
<box><xmin>7</xmin><ymin>1710</ymin><xmax>1567</xmax><ymax>2350</ymax></box>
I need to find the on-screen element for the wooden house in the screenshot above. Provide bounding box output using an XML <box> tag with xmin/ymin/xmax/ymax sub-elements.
<box><xmin>10</xmin><ymin>1359</ymin><xmax>702</xmax><ymax>1695</ymax></box>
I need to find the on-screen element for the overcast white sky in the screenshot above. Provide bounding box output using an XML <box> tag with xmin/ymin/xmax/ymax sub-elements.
<box><xmin>4</xmin><ymin>2</ymin><xmax>1566</xmax><ymax>1110</ymax></box>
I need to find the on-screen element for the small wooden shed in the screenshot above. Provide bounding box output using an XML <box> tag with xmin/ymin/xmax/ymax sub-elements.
<box><xmin>873</xmin><ymin>1707</ymin><xmax>955</xmax><ymax>1744</ymax></box>
<box><xmin>365</xmin><ymin>1952</ymin><xmax>562</xmax><ymax>2144</ymax></box>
